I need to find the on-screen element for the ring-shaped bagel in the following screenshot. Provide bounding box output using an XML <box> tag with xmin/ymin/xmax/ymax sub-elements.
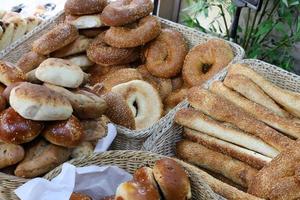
<box><xmin>182</xmin><ymin>39</ymin><xmax>234</xmax><ymax>86</ymax></box>
<box><xmin>145</xmin><ymin>29</ymin><xmax>188</xmax><ymax>78</ymax></box>
<box><xmin>104</xmin><ymin>16</ymin><xmax>161</xmax><ymax>48</ymax></box>
<box><xmin>111</xmin><ymin>80</ymin><xmax>162</xmax><ymax>130</ymax></box>
<box><xmin>87</xmin><ymin>33</ymin><xmax>139</xmax><ymax>66</ymax></box>
<box><xmin>100</xmin><ymin>0</ymin><xmax>153</xmax><ymax>26</ymax></box>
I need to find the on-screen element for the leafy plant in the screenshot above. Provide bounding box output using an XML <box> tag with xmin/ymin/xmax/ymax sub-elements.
<box><xmin>181</xmin><ymin>0</ymin><xmax>300</xmax><ymax>71</ymax></box>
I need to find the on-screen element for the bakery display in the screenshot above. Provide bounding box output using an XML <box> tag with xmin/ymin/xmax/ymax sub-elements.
<box><xmin>175</xmin><ymin>63</ymin><xmax>300</xmax><ymax>199</ymax></box>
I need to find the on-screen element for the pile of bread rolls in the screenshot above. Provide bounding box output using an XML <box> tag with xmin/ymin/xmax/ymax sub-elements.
<box><xmin>0</xmin><ymin>11</ymin><xmax>42</xmax><ymax>51</ymax></box>
<box><xmin>70</xmin><ymin>158</ymin><xmax>191</xmax><ymax>200</ymax></box>
<box><xmin>175</xmin><ymin>63</ymin><xmax>300</xmax><ymax>199</ymax></box>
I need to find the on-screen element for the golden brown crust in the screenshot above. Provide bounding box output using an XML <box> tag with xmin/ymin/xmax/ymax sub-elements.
<box><xmin>188</xmin><ymin>87</ymin><xmax>293</xmax><ymax>152</ymax></box>
<box><xmin>0</xmin><ymin>143</ymin><xmax>24</xmax><ymax>169</ymax></box>
<box><xmin>64</xmin><ymin>0</ymin><xmax>107</xmax><ymax>15</ymax></box>
<box><xmin>176</xmin><ymin>140</ymin><xmax>258</xmax><ymax>187</ymax></box>
<box><xmin>103</xmin><ymin>92</ymin><xmax>135</xmax><ymax>129</ymax></box>
<box><xmin>223</xmin><ymin>74</ymin><xmax>291</xmax><ymax>118</ymax></box>
<box><xmin>210</xmin><ymin>81</ymin><xmax>300</xmax><ymax>139</ymax></box>
<box><xmin>182</xmin><ymin>39</ymin><xmax>233</xmax><ymax>86</ymax></box>
<box><xmin>145</xmin><ymin>29</ymin><xmax>188</xmax><ymax>78</ymax></box>
<box><xmin>0</xmin><ymin>107</ymin><xmax>44</xmax><ymax>144</ymax></box>
<box><xmin>42</xmin><ymin>115</ymin><xmax>83</xmax><ymax>147</ymax></box>
<box><xmin>14</xmin><ymin>139</ymin><xmax>71</xmax><ymax>178</ymax></box>
<box><xmin>32</xmin><ymin>23</ymin><xmax>79</xmax><ymax>55</ymax></box>
<box><xmin>104</xmin><ymin>16</ymin><xmax>161</xmax><ymax>48</ymax></box>
<box><xmin>248</xmin><ymin>140</ymin><xmax>300</xmax><ymax>199</ymax></box>
<box><xmin>102</xmin><ymin>68</ymin><xmax>143</xmax><ymax>91</ymax></box>
<box><xmin>164</xmin><ymin>88</ymin><xmax>188</xmax><ymax>112</ymax></box>
<box><xmin>137</xmin><ymin>65</ymin><xmax>172</xmax><ymax>100</ymax></box>
<box><xmin>70</xmin><ymin>192</ymin><xmax>92</xmax><ymax>200</ymax></box>
<box><xmin>100</xmin><ymin>0</ymin><xmax>153</xmax><ymax>26</ymax></box>
<box><xmin>16</xmin><ymin>51</ymin><xmax>47</xmax><ymax>73</ymax></box>
<box><xmin>183</xmin><ymin>128</ymin><xmax>270</xmax><ymax>169</ymax></box>
<box><xmin>0</xmin><ymin>61</ymin><xmax>25</xmax><ymax>86</ymax></box>
<box><xmin>153</xmin><ymin>158</ymin><xmax>191</xmax><ymax>200</ymax></box>
<box><xmin>133</xmin><ymin>167</ymin><xmax>158</xmax><ymax>189</ymax></box>
<box><xmin>87</xmin><ymin>33</ymin><xmax>139</xmax><ymax>66</ymax></box>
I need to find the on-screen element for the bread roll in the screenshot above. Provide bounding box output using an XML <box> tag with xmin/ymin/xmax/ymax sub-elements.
<box><xmin>5</xmin><ymin>16</ymin><xmax>27</xmax><ymax>43</ymax></box>
<box><xmin>65</xmin><ymin>14</ymin><xmax>103</xmax><ymax>29</ymax></box>
<box><xmin>71</xmin><ymin>141</ymin><xmax>94</xmax><ymax>158</ymax></box>
<box><xmin>25</xmin><ymin>16</ymin><xmax>41</xmax><ymax>33</ymax></box>
<box><xmin>0</xmin><ymin>22</ymin><xmax>14</xmax><ymax>50</ymax></box>
<box><xmin>36</xmin><ymin>58</ymin><xmax>84</xmax><ymax>88</ymax></box>
<box><xmin>175</xmin><ymin>108</ymin><xmax>278</xmax><ymax>158</ymax></box>
<box><xmin>81</xmin><ymin>118</ymin><xmax>107</xmax><ymax>141</ymax></box>
<box><xmin>0</xmin><ymin>61</ymin><xmax>25</xmax><ymax>86</ymax></box>
<box><xmin>42</xmin><ymin>115</ymin><xmax>83</xmax><ymax>147</ymax></box>
<box><xmin>2</xmin><ymin>82</ymin><xmax>23</xmax><ymax>101</ymax></box>
<box><xmin>153</xmin><ymin>158</ymin><xmax>191</xmax><ymax>200</ymax></box>
<box><xmin>16</xmin><ymin>51</ymin><xmax>47</xmax><ymax>73</ymax></box>
<box><xmin>0</xmin><ymin>107</ymin><xmax>44</xmax><ymax>144</ymax></box>
<box><xmin>183</xmin><ymin>128</ymin><xmax>271</xmax><ymax>169</ymax></box>
<box><xmin>32</xmin><ymin>23</ymin><xmax>79</xmax><ymax>55</ymax></box>
<box><xmin>177</xmin><ymin>140</ymin><xmax>258</xmax><ymax>187</ymax></box>
<box><xmin>10</xmin><ymin>82</ymin><xmax>73</xmax><ymax>121</ymax></box>
<box><xmin>0</xmin><ymin>143</ymin><xmax>24</xmax><ymax>169</ymax></box>
<box><xmin>64</xmin><ymin>0</ymin><xmax>107</xmax><ymax>15</ymax></box>
<box><xmin>228</xmin><ymin>64</ymin><xmax>300</xmax><ymax>118</ymax></box>
<box><xmin>44</xmin><ymin>83</ymin><xmax>107</xmax><ymax>119</ymax></box>
<box><xmin>14</xmin><ymin>139</ymin><xmax>71</xmax><ymax>178</ymax></box>
<box><xmin>115</xmin><ymin>181</ymin><xmax>160</xmax><ymax>200</ymax></box>
<box><xmin>188</xmin><ymin>87</ymin><xmax>293</xmax><ymax>152</ymax></box>
<box><xmin>65</xmin><ymin>54</ymin><xmax>94</xmax><ymax>71</ymax></box>
<box><xmin>133</xmin><ymin>167</ymin><xmax>158</xmax><ymax>188</ymax></box>
<box><xmin>52</xmin><ymin>35</ymin><xmax>93</xmax><ymax>57</ymax></box>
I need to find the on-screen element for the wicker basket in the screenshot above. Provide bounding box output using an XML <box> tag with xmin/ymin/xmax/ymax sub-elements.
<box><xmin>0</xmin><ymin>11</ymin><xmax>244</xmax><ymax>151</ymax></box>
<box><xmin>142</xmin><ymin>59</ymin><xmax>300</xmax><ymax>156</ymax></box>
<box><xmin>0</xmin><ymin>150</ymin><xmax>224</xmax><ymax>200</ymax></box>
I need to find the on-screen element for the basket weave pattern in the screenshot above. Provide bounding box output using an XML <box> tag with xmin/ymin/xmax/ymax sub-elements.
<box><xmin>0</xmin><ymin>11</ymin><xmax>244</xmax><ymax>151</ymax></box>
<box><xmin>0</xmin><ymin>150</ymin><xmax>223</xmax><ymax>200</ymax></box>
<box><xmin>142</xmin><ymin>59</ymin><xmax>300</xmax><ymax>156</ymax></box>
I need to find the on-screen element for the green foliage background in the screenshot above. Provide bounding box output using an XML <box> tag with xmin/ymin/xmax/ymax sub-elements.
<box><xmin>181</xmin><ymin>0</ymin><xmax>300</xmax><ymax>71</ymax></box>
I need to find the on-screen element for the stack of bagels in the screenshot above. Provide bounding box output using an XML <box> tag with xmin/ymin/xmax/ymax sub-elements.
<box><xmin>175</xmin><ymin>63</ymin><xmax>300</xmax><ymax>200</ymax></box>
<box><xmin>69</xmin><ymin>158</ymin><xmax>191</xmax><ymax>200</ymax></box>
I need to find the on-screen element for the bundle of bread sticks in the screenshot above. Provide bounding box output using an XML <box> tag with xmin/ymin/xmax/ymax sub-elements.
<box><xmin>175</xmin><ymin>63</ymin><xmax>300</xmax><ymax>200</ymax></box>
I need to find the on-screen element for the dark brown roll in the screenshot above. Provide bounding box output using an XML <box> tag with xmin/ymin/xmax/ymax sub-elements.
<box><xmin>153</xmin><ymin>158</ymin><xmax>191</xmax><ymax>200</ymax></box>
<box><xmin>32</xmin><ymin>23</ymin><xmax>79</xmax><ymax>55</ymax></box>
<box><xmin>100</xmin><ymin>0</ymin><xmax>153</xmax><ymax>26</ymax></box>
<box><xmin>104</xmin><ymin>16</ymin><xmax>161</xmax><ymax>48</ymax></box>
<box><xmin>0</xmin><ymin>107</ymin><xmax>44</xmax><ymax>144</ymax></box>
<box><xmin>64</xmin><ymin>0</ymin><xmax>107</xmax><ymax>15</ymax></box>
<box><xmin>42</xmin><ymin>115</ymin><xmax>83</xmax><ymax>147</ymax></box>
<box><xmin>87</xmin><ymin>33</ymin><xmax>139</xmax><ymax>66</ymax></box>
<box><xmin>16</xmin><ymin>51</ymin><xmax>47</xmax><ymax>73</ymax></box>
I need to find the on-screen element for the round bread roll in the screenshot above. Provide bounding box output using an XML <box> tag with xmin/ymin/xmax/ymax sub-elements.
<box><xmin>70</xmin><ymin>193</ymin><xmax>92</xmax><ymax>200</ymax></box>
<box><xmin>111</xmin><ymin>80</ymin><xmax>163</xmax><ymax>130</ymax></box>
<box><xmin>0</xmin><ymin>143</ymin><xmax>25</xmax><ymax>169</ymax></box>
<box><xmin>2</xmin><ymin>82</ymin><xmax>23</xmax><ymax>101</ymax></box>
<box><xmin>133</xmin><ymin>167</ymin><xmax>158</xmax><ymax>188</ymax></box>
<box><xmin>115</xmin><ymin>181</ymin><xmax>160</xmax><ymax>200</ymax></box>
<box><xmin>65</xmin><ymin>0</ymin><xmax>107</xmax><ymax>15</ymax></box>
<box><xmin>0</xmin><ymin>107</ymin><xmax>44</xmax><ymax>144</ymax></box>
<box><xmin>36</xmin><ymin>58</ymin><xmax>84</xmax><ymax>88</ymax></box>
<box><xmin>32</xmin><ymin>23</ymin><xmax>79</xmax><ymax>55</ymax></box>
<box><xmin>153</xmin><ymin>158</ymin><xmax>191</xmax><ymax>200</ymax></box>
<box><xmin>42</xmin><ymin>115</ymin><xmax>83</xmax><ymax>147</ymax></box>
<box><xmin>0</xmin><ymin>61</ymin><xmax>25</xmax><ymax>86</ymax></box>
<box><xmin>71</xmin><ymin>141</ymin><xmax>94</xmax><ymax>158</ymax></box>
<box><xmin>10</xmin><ymin>82</ymin><xmax>73</xmax><ymax>121</ymax></box>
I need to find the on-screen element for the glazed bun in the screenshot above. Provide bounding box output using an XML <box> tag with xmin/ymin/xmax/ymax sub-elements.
<box><xmin>0</xmin><ymin>61</ymin><xmax>25</xmax><ymax>86</ymax></box>
<box><xmin>36</xmin><ymin>58</ymin><xmax>84</xmax><ymax>88</ymax></box>
<box><xmin>0</xmin><ymin>107</ymin><xmax>44</xmax><ymax>144</ymax></box>
<box><xmin>153</xmin><ymin>158</ymin><xmax>192</xmax><ymax>200</ymax></box>
<box><xmin>65</xmin><ymin>0</ymin><xmax>107</xmax><ymax>15</ymax></box>
<box><xmin>115</xmin><ymin>181</ymin><xmax>160</xmax><ymax>200</ymax></box>
<box><xmin>42</xmin><ymin>115</ymin><xmax>83</xmax><ymax>147</ymax></box>
<box><xmin>133</xmin><ymin>167</ymin><xmax>158</xmax><ymax>188</ymax></box>
<box><xmin>70</xmin><ymin>192</ymin><xmax>92</xmax><ymax>200</ymax></box>
<box><xmin>10</xmin><ymin>82</ymin><xmax>73</xmax><ymax>121</ymax></box>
